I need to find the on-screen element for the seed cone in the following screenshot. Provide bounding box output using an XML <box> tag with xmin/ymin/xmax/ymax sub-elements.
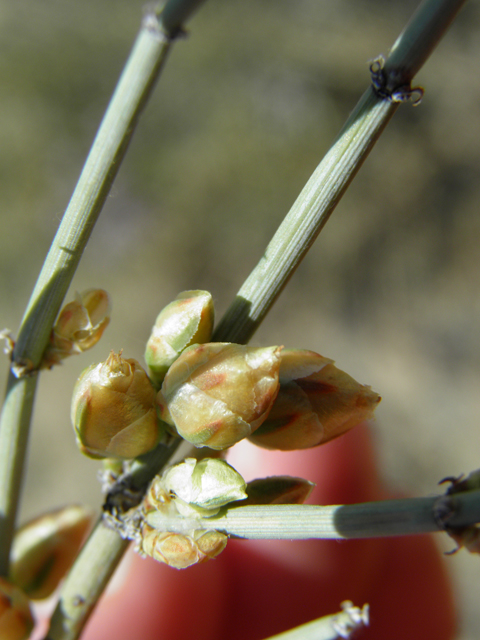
<box><xmin>248</xmin><ymin>349</ymin><xmax>380</xmax><ymax>450</ymax></box>
<box><xmin>156</xmin><ymin>342</ymin><xmax>282</xmax><ymax>449</ymax></box>
<box><xmin>145</xmin><ymin>290</ymin><xmax>214</xmax><ymax>387</ymax></box>
<box><xmin>72</xmin><ymin>351</ymin><xmax>161</xmax><ymax>459</ymax></box>
<box><xmin>141</xmin><ymin>525</ymin><xmax>227</xmax><ymax>570</ymax></box>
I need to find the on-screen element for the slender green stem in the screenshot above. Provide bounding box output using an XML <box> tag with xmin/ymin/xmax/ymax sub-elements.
<box><xmin>213</xmin><ymin>0</ymin><xmax>467</xmax><ymax>345</ymax></box>
<box><xmin>0</xmin><ymin>0</ymin><xmax>205</xmax><ymax>578</ymax></box>
<box><xmin>46</xmin><ymin>521</ymin><xmax>129</xmax><ymax>640</ymax></box>
<box><xmin>14</xmin><ymin>16</ymin><xmax>172</xmax><ymax>369</ymax></box>
<box><xmin>213</xmin><ymin>90</ymin><xmax>396</xmax><ymax>343</ymax></box>
<box><xmin>200</xmin><ymin>492</ymin><xmax>478</xmax><ymax>539</ymax></box>
<box><xmin>160</xmin><ymin>0</ymin><xmax>208</xmax><ymax>35</ymax></box>
<box><xmin>46</xmin><ymin>437</ymin><xmax>194</xmax><ymax>640</ymax></box>
<box><xmin>0</xmin><ymin>374</ymin><xmax>37</xmax><ymax>575</ymax></box>
<box><xmin>384</xmin><ymin>0</ymin><xmax>468</xmax><ymax>86</ymax></box>
<box><xmin>176</xmin><ymin>490</ymin><xmax>480</xmax><ymax>540</ymax></box>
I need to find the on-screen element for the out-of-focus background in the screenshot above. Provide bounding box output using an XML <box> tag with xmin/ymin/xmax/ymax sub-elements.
<box><xmin>1</xmin><ymin>0</ymin><xmax>480</xmax><ymax>636</ymax></box>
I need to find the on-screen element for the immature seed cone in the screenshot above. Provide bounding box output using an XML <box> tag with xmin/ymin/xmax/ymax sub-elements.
<box><xmin>9</xmin><ymin>505</ymin><xmax>95</xmax><ymax>600</ymax></box>
<box><xmin>248</xmin><ymin>349</ymin><xmax>380</xmax><ymax>450</ymax></box>
<box><xmin>156</xmin><ymin>343</ymin><xmax>282</xmax><ymax>449</ymax></box>
<box><xmin>72</xmin><ymin>351</ymin><xmax>161</xmax><ymax>459</ymax></box>
<box><xmin>42</xmin><ymin>289</ymin><xmax>111</xmax><ymax>368</ymax></box>
<box><xmin>145</xmin><ymin>290</ymin><xmax>214</xmax><ymax>387</ymax></box>
<box><xmin>0</xmin><ymin>578</ymin><xmax>34</xmax><ymax>640</ymax></box>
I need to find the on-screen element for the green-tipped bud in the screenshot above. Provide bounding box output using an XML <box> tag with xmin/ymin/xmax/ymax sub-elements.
<box><xmin>156</xmin><ymin>343</ymin><xmax>282</xmax><ymax>450</ymax></box>
<box><xmin>248</xmin><ymin>349</ymin><xmax>381</xmax><ymax>451</ymax></box>
<box><xmin>0</xmin><ymin>578</ymin><xmax>34</xmax><ymax>640</ymax></box>
<box><xmin>71</xmin><ymin>351</ymin><xmax>161</xmax><ymax>459</ymax></box>
<box><xmin>141</xmin><ymin>525</ymin><xmax>227</xmax><ymax>570</ymax></box>
<box><xmin>145</xmin><ymin>290</ymin><xmax>214</xmax><ymax>387</ymax></box>
<box><xmin>42</xmin><ymin>289</ymin><xmax>111</xmax><ymax>368</ymax></box>
<box><xmin>9</xmin><ymin>505</ymin><xmax>95</xmax><ymax>600</ymax></box>
<box><xmin>241</xmin><ymin>476</ymin><xmax>314</xmax><ymax>506</ymax></box>
<box><xmin>156</xmin><ymin>458</ymin><xmax>247</xmax><ymax>517</ymax></box>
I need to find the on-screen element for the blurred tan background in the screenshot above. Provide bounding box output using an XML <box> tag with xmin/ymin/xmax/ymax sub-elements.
<box><xmin>1</xmin><ymin>0</ymin><xmax>480</xmax><ymax>637</ymax></box>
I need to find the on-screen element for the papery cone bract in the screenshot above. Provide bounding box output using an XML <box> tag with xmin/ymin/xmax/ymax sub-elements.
<box><xmin>145</xmin><ymin>290</ymin><xmax>214</xmax><ymax>387</ymax></box>
<box><xmin>0</xmin><ymin>578</ymin><xmax>34</xmax><ymax>640</ymax></box>
<box><xmin>9</xmin><ymin>505</ymin><xmax>95</xmax><ymax>600</ymax></box>
<box><xmin>42</xmin><ymin>289</ymin><xmax>111</xmax><ymax>368</ymax></box>
<box><xmin>248</xmin><ymin>349</ymin><xmax>380</xmax><ymax>450</ymax></box>
<box><xmin>156</xmin><ymin>342</ymin><xmax>282</xmax><ymax>450</ymax></box>
<box><xmin>72</xmin><ymin>351</ymin><xmax>161</xmax><ymax>459</ymax></box>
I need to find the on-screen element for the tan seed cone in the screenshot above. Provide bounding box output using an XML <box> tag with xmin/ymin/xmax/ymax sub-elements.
<box><xmin>72</xmin><ymin>351</ymin><xmax>160</xmax><ymax>459</ymax></box>
<box><xmin>157</xmin><ymin>343</ymin><xmax>282</xmax><ymax>450</ymax></box>
<box><xmin>248</xmin><ymin>349</ymin><xmax>380</xmax><ymax>450</ymax></box>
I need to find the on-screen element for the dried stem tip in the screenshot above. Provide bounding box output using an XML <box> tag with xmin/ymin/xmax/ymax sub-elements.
<box><xmin>248</xmin><ymin>349</ymin><xmax>380</xmax><ymax>450</ymax></box>
<box><xmin>156</xmin><ymin>343</ymin><xmax>282</xmax><ymax>449</ymax></box>
<box><xmin>145</xmin><ymin>290</ymin><xmax>214</xmax><ymax>387</ymax></box>
<box><xmin>72</xmin><ymin>351</ymin><xmax>161</xmax><ymax>459</ymax></box>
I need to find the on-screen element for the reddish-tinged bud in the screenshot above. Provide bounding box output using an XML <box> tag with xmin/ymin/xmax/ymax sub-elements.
<box><xmin>42</xmin><ymin>289</ymin><xmax>111</xmax><ymax>368</ymax></box>
<box><xmin>9</xmin><ymin>505</ymin><xmax>95</xmax><ymax>600</ymax></box>
<box><xmin>248</xmin><ymin>349</ymin><xmax>380</xmax><ymax>450</ymax></box>
<box><xmin>156</xmin><ymin>343</ymin><xmax>282</xmax><ymax>450</ymax></box>
<box><xmin>145</xmin><ymin>290</ymin><xmax>214</xmax><ymax>387</ymax></box>
<box><xmin>0</xmin><ymin>578</ymin><xmax>34</xmax><ymax>640</ymax></box>
<box><xmin>72</xmin><ymin>351</ymin><xmax>161</xmax><ymax>459</ymax></box>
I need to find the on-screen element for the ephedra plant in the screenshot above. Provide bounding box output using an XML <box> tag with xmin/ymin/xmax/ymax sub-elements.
<box><xmin>0</xmin><ymin>0</ymin><xmax>478</xmax><ymax>638</ymax></box>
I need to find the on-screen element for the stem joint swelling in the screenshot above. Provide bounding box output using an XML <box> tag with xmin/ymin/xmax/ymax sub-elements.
<box><xmin>369</xmin><ymin>55</ymin><xmax>424</xmax><ymax>106</ymax></box>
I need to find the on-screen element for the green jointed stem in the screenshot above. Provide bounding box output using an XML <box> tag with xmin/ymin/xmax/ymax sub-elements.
<box><xmin>213</xmin><ymin>0</ymin><xmax>467</xmax><ymax>345</ymax></box>
<box><xmin>0</xmin><ymin>2</ymin><xmax>204</xmax><ymax>577</ymax></box>
<box><xmin>213</xmin><ymin>90</ymin><xmax>397</xmax><ymax>344</ymax></box>
<box><xmin>204</xmin><ymin>490</ymin><xmax>480</xmax><ymax>539</ymax></box>
<box><xmin>14</xmin><ymin>18</ymin><xmax>172</xmax><ymax>368</ymax></box>
<box><xmin>384</xmin><ymin>0</ymin><xmax>468</xmax><ymax>84</ymax></box>
<box><xmin>0</xmin><ymin>375</ymin><xmax>36</xmax><ymax>576</ymax></box>
<box><xmin>46</xmin><ymin>522</ymin><xmax>128</xmax><ymax>640</ymax></box>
